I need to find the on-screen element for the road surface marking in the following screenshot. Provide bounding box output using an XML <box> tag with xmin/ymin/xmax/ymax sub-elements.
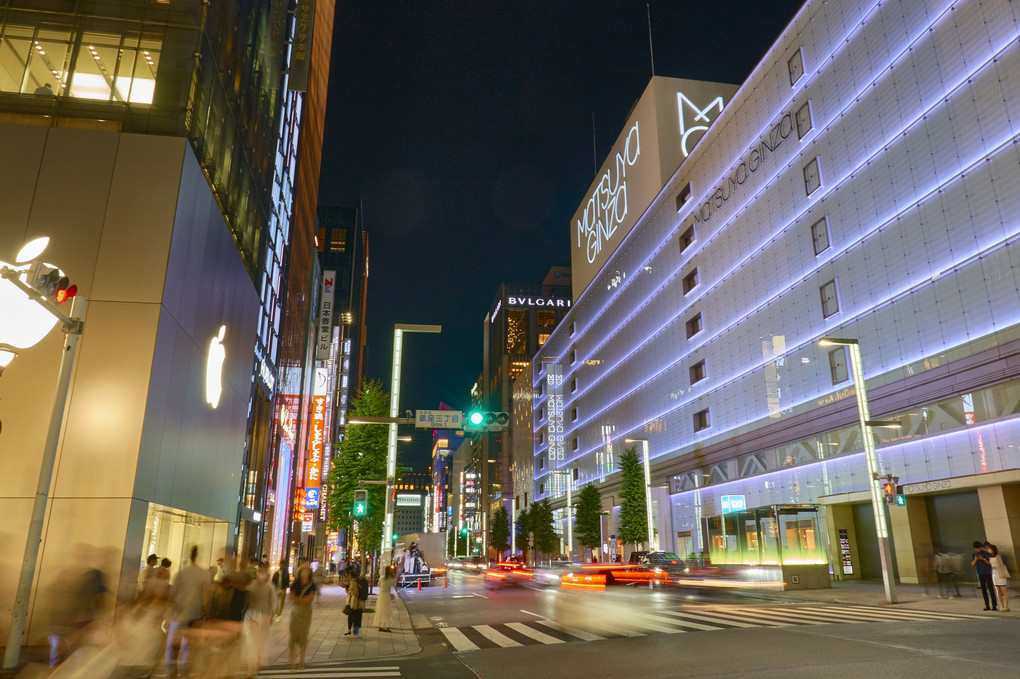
<box><xmin>439</xmin><ymin>626</ymin><xmax>480</xmax><ymax>651</ymax></box>
<box><xmin>537</xmin><ymin>618</ymin><xmax>606</xmax><ymax>641</ymax></box>
<box><xmin>505</xmin><ymin>621</ymin><xmax>566</xmax><ymax>644</ymax></box>
<box><xmin>813</xmin><ymin>604</ymin><xmax>985</xmax><ymax>621</ymax></box>
<box><xmin>520</xmin><ymin>609</ymin><xmax>544</xmax><ymax>618</ymax></box>
<box><xmin>658</xmin><ymin>609</ymin><xmax>759</xmax><ymax>628</ymax></box>
<box><xmin>473</xmin><ymin>624</ymin><xmax>523</xmax><ymax>647</ymax></box>
<box><xmin>729</xmin><ymin>607</ymin><xmax>828</xmax><ymax>625</ymax></box>
<box><xmin>635</xmin><ymin>610</ymin><xmax>721</xmax><ymax>632</ymax></box>
<box><xmin>472</xmin><ymin>592</ymin><xmax>488</xmax><ymax>599</ymax></box>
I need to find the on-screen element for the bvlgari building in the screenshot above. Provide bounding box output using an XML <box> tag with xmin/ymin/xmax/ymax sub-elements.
<box><xmin>532</xmin><ymin>0</ymin><xmax>1020</xmax><ymax>586</ymax></box>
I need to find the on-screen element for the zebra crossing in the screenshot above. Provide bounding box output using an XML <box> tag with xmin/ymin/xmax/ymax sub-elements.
<box><xmin>437</xmin><ymin>604</ymin><xmax>985</xmax><ymax>652</ymax></box>
<box><xmin>258</xmin><ymin>664</ymin><xmax>401</xmax><ymax>678</ymax></box>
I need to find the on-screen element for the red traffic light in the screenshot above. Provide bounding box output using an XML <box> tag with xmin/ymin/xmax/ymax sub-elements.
<box><xmin>881</xmin><ymin>482</ymin><xmax>896</xmax><ymax>495</ymax></box>
<box><xmin>55</xmin><ymin>283</ymin><xmax>77</xmax><ymax>304</ymax></box>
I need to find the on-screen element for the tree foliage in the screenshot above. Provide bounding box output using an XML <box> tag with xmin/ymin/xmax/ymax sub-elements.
<box><xmin>574</xmin><ymin>484</ymin><xmax>604</xmax><ymax>559</ymax></box>
<box><xmin>530</xmin><ymin>499</ymin><xmax>559</xmax><ymax>557</ymax></box>
<box><xmin>324</xmin><ymin>380</ymin><xmax>390</xmax><ymax>552</ymax></box>
<box><xmin>490</xmin><ymin>505</ymin><xmax>510</xmax><ymax>555</ymax></box>
<box><xmin>617</xmin><ymin>447</ymin><xmax>648</xmax><ymax>547</ymax></box>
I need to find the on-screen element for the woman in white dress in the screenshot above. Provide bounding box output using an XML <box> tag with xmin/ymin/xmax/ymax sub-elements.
<box><xmin>376</xmin><ymin>565</ymin><xmax>396</xmax><ymax>632</ymax></box>
<box><xmin>988</xmin><ymin>544</ymin><xmax>1010</xmax><ymax>611</ymax></box>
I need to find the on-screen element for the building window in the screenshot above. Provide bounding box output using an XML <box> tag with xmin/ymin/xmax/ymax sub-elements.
<box><xmin>679</xmin><ymin>223</ymin><xmax>695</xmax><ymax>254</ymax></box>
<box><xmin>686</xmin><ymin>312</ymin><xmax>702</xmax><ymax>339</ymax></box>
<box><xmin>537</xmin><ymin>309</ymin><xmax>556</xmax><ymax>328</ymax></box>
<box><xmin>569</xmin><ymin>322</ymin><xmax>575</xmax><ymax>336</ymax></box>
<box><xmin>682</xmin><ymin>268</ymin><xmax>699</xmax><ymax>294</ymax></box>
<box><xmin>538</xmin><ymin>333</ymin><xmax>550</xmax><ymax>347</ymax></box>
<box><xmin>538</xmin><ymin>431</ymin><xmax>545</xmax><ymax>445</ymax></box>
<box><xmin>572</xmin><ymin>437</ymin><xmax>579</xmax><ymax>451</ymax></box>
<box><xmin>573</xmin><ymin>468</ymin><xmax>579</xmax><ymax>481</ymax></box>
<box><xmin>693</xmin><ymin>408</ymin><xmax>710</xmax><ymax>432</ymax></box>
<box><xmin>538</xmin><ymin>382</ymin><xmax>544</xmax><ymax>396</ymax></box>
<box><xmin>788</xmin><ymin>47</ymin><xmax>805</xmax><ymax>85</ymax></box>
<box><xmin>506</xmin><ymin>308</ymin><xmax>528</xmax><ymax>354</ymax></box>
<box><xmin>539</xmin><ymin>408</ymin><xmax>545</xmax><ymax>421</ymax></box>
<box><xmin>675</xmin><ymin>183</ymin><xmax>692</xmax><ymax>211</ymax></box>
<box><xmin>829</xmin><ymin>348</ymin><xmax>848</xmax><ymax>384</ymax></box>
<box><xmin>570</xmin><ymin>349</ymin><xmax>576</xmax><ymax>364</ymax></box>
<box><xmin>539</xmin><ymin>457</ymin><xmax>544</xmax><ymax>469</ymax></box>
<box><xmin>811</xmin><ymin>216</ymin><xmax>830</xmax><ymax>255</ymax></box>
<box><xmin>329</xmin><ymin>227</ymin><xmax>347</xmax><ymax>254</ymax></box>
<box><xmin>820</xmin><ymin>279</ymin><xmax>840</xmax><ymax>318</ymax></box>
<box><xmin>803</xmin><ymin>157</ymin><xmax>822</xmax><ymax>195</ymax></box>
<box><xmin>539</xmin><ymin>483</ymin><xmax>544</xmax><ymax>495</ymax></box>
<box><xmin>796</xmin><ymin>101</ymin><xmax>813</xmax><ymax>139</ymax></box>
<box><xmin>690</xmin><ymin>360</ymin><xmax>706</xmax><ymax>384</ymax></box>
<box><xmin>571</xmin><ymin>407</ymin><xmax>578</xmax><ymax>422</ymax></box>
<box><xmin>571</xmin><ymin>378</ymin><xmax>577</xmax><ymax>392</ymax></box>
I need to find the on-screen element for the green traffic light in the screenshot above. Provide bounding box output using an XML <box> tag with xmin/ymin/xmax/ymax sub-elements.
<box><xmin>895</xmin><ymin>495</ymin><xmax>906</xmax><ymax>506</ymax></box>
<box><xmin>353</xmin><ymin>501</ymin><xmax>367</xmax><ymax>517</ymax></box>
<box><xmin>468</xmin><ymin>411</ymin><xmax>483</xmax><ymax>426</ymax></box>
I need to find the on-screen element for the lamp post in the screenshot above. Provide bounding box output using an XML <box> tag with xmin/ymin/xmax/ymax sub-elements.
<box><xmin>381</xmin><ymin>324</ymin><xmax>440</xmax><ymax>565</ymax></box>
<box><xmin>624</xmin><ymin>438</ymin><xmax>656</xmax><ymax>551</ymax></box>
<box><xmin>819</xmin><ymin>337</ymin><xmax>898</xmax><ymax>604</ymax></box>
<box><xmin>1</xmin><ymin>238</ymin><xmax>85</xmax><ymax>669</ymax></box>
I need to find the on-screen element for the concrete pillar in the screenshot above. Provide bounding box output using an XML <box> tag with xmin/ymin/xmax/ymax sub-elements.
<box><xmin>978</xmin><ymin>484</ymin><xmax>1020</xmax><ymax>578</ymax></box>
<box><xmin>888</xmin><ymin>499</ymin><xmax>933</xmax><ymax>585</ymax></box>
<box><xmin>824</xmin><ymin>505</ymin><xmax>861</xmax><ymax>581</ymax></box>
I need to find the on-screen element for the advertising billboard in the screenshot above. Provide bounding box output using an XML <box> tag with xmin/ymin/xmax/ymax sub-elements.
<box><xmin>570</xmin><ymin>76</ymin><xmax>738</xmax><ymax>300</ymax></box>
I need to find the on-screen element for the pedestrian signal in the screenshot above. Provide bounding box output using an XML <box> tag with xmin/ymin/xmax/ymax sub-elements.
<box><xmin>352</xmin><ymin>489</ymin><xmax>368</xmax><ymax>517</ymax></box>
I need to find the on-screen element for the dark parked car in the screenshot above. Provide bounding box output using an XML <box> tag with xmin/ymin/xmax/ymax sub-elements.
<box><xmin>628</xmin><ymin>551</ymin><xmax>687</xmax><ymax>577</ymax></box>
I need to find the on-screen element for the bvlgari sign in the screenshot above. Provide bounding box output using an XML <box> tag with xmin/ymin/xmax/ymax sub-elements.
<box><xmin>570</xmin><ymin>76</ymin><xmax>738</xmax><ymax>300</ymax></box>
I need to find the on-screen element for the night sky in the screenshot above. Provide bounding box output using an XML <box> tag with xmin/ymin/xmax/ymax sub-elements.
<box><xmin>317</xmin><ymin>1</ymin><xmax>805</xmax><ymax>469</ymax></box>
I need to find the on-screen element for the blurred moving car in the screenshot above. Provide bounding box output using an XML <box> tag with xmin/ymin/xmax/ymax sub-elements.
<box><xmin>628</xmin><ymin>551</ymin><xmax>687</xmax><ymax>578</ymax></box>
<box><xmin>560</xmin><ymin>564</ymin><xmax>673</xmax><ymax>590</ymax></box>
<box><xmin>533</xmin><ymin>561</ymin><xmax>585</xmax><ymax>587</ymax></box>
<box><xmin>445</xmin><ymin>556</ymin><xmax>485</xmax><ymax>572</ymax></box>
<box><xmin>483</xmin><ymin>562</ymin><xmax>535</xmax><ymax>589</ymax></box>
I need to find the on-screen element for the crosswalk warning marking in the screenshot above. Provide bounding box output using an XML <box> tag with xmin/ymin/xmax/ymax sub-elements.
<box><xmin>537</xmin><ymin>618</ymin><xmax>606</xmax><ymax>641</ymax></box>
<box><xmin>440</xmin><ymin>626</ymin><xmax>480</xmax><ymax>652</ymax></box>
<box><xmin>473</xmin><ymin>624</ymin><xmax>524</xmax><ymax>647</ymax></box>
<box><xmin>505</xmin><ymin>621</ymin><xmax>566</xmax><ymax>644</ymax></box>
<box><xmin>657</xmin><ymin>609</ymin><xmax>760</xmax><ymax>628</ymax></box>
<box><xmin>635</xmin><ymin>610</ymin><xmax>722</xmax><ymax>632</ymax></box>
<box><xmin>728</xmin><ymin>607</ymin><xmax>828</xmax><ymax>625</ymax></box>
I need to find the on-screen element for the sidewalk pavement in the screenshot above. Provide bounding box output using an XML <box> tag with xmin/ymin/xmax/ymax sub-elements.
<box><xmin>264</xmin><ymin>581</ymin><xmax>420</xmax><ymax>667</ymax></box>
<box><xmin>737</xmin><ymin>578</ymin><xmax>1020</xmax><ymax>616</ymax></box>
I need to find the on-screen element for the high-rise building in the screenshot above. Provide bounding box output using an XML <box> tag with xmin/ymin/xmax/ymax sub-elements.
<box><xmin>532</xmin><ymin>4</ymin><xmax>1020</xmax><ymax>584</ymax></box>
<box><xmin>0</xmin><ymin>0</ymin><xmax>333</xmax><ymax>652</ymax></box>
<box><xmin>477</xmin><ymin>268</ymin><xmax>571</xmax><ymax>542</ymax></box>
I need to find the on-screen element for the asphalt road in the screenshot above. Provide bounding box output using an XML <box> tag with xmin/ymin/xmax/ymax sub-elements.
<box><xmin>259</xmin><ymin>571</ymin><xmax>1020</xmax><ymax>678</ymax></box>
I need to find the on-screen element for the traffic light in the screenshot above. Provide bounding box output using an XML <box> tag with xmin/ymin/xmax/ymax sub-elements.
<box><xmin>464</xmin><ymin>410</ymin><xmax>509</xmax><ymax>432</ymax></box>
<box><xmin>460</xmin><ymin>526</ymin><xmax>468</xmax><ymax>536</ymax></box>
<box><xmin>881</xmin><ymin>481</ymin><xmax>896</xmax><ymax>503</ymax></box>
<box><xmin>895</xmin><ymin>485</ymin><xmax>906</xmax><ymax>506</ymax></box>
<box><xmin>352</xmin><ymin>489</ymin><xmax>368</xmax><ymax>517</ymax></box>
<box><xmin>32</xmin><ymin>266</ymin><xmax>77</xmax><ymax>305</ymax></box>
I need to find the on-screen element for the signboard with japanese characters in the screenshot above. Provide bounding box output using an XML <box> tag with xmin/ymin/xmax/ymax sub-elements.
<box><xmin>415</xmin><ymin>409</ymin><xmax>464</xmax><ymax>430</ymax></box>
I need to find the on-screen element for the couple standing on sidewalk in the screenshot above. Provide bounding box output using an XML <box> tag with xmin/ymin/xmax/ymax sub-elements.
<box><xmin>972</xmin><ymin>541</ymin><xmax>1010</xmax><ymax>611</ymax></box>
<box><xmin>343</xmin><ymin>565</ymin><xmax>397</xmax><ymax>637</ymax></box>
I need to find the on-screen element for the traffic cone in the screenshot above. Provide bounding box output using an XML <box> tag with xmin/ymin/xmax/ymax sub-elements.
<box><xmin>443</xmin><ymin>574</ymin><xmax>448</xmax><ymax>588</ymax></box>
<box><xmin>416</xmin><ymin>578</ymin><xmax>422</xmax><ymax>591</ymax></box>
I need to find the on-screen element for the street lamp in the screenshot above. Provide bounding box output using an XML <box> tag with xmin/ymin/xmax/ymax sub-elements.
<box><xmin>1</xmin><ymin>238</ymin><xmax>85</xmax><ymax>669</ymax></box>
<box><xmin>382</xmin><ymin>323</ymin><xmax>441</xmax><ymax>564</ymax></box>
<box><xmin>624</xmin><ymin>438</ymin><xmax>656</xmax><ymax>551</ymax></box>
<box><xmin>819</xmin><ymin>337</ymin><xmax>898</xmax><ymax>604</ymax></box>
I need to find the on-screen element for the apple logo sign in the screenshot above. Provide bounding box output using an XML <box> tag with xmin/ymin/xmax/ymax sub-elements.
<box><xmin>205</xmin><ymin>325</ymin><xmax>226</xmax><ymax>408</ymax></box>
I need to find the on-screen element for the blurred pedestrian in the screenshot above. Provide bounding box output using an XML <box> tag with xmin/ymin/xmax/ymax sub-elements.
<box><xmin>988</xmin><ymin>544</ymin><xmax>1010</xmax><ymax>611</ymax></box>
<box><xmin>376</xmin><ymin>565</ymin><xmax>396</xmax><ymax>632</ymax></box>
<box><xmin>165</xmin><ymin>545</ymin><xmax>212</xmax><ymax>679</ymax></box>
<box><xmin>242</xmin><ymin>562</ymin><xmax>276</xmax><ymax>678</ymax></box>
<box><xmin>272</xmin><ymin>559</ymin><xmax>290</xmax><ymax>621</ymax></box>
<box><xmin>971</xmin><ymin>540</ymin><xmax>997</xmax><ymax>610</ymax></box>
<box><xmin>343</xmin><ymin>572</ymin><xmax>366</xmax><ymax>637</ymax></box>
<box><xmin>214</xmin><ymin>557</ymin><xmax>226</xmax><ymax>583</ymax></box>
<box><xmin>934</xmin><ymin>547</ymin><xmax>960</xmax><ymax>598</ymax></box>
<box><xmin>138</xmin><ymin>554</ymin><xmax>159</xmax><ymax>601</ymax></box>
<box><xmin>288</xmin><ymin>563</ymin><xmax>316</xmax><ymax>669</ymax></box>
<box><xmin>312</xmin><ymin>561</ymin><xmax>324</xmax><ymax>602</ymax></box>
<box><xmin>46</xmin><ymin>559</ymin><xmax>108</xmax><ymax>667</ymax></box>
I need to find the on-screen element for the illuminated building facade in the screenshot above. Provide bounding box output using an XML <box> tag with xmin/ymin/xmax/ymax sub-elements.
<box><xmin>532</xmin><ymin>1</ymin><xmax>1020</xmax><ymax>585</ymax></box>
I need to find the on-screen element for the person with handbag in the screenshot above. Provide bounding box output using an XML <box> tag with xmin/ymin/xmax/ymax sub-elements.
<box><xmin>343</xmin><ymin>572</ymin><xmax>366</xmax><ymax>637</ymax></box>
<box><xmin>288</xmin><ymin>563</ymin><xmax>316</xmax><ymax>669</ymax></box>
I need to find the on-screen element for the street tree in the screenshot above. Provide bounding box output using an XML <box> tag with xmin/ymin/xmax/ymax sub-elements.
<box><xmin>490</xmin><ymin>505</ymin><xmax>510</xmax><ymax>558</ymax></box>
<box><xmin>531</xmin><ymin>499</ymin><xmax>559</xmax><ymax>560</ymax></box>
<box><xmin>324</xmin><ymin>380</ymin><xmax>390</xmax><ymax>565</ymax></box>
<box><xmin>617</xmin><ymin>447</ymin><xmax>648</xmax><ymax>550</ymax></box>
<box><xmin>574</xmin><ymin>484</ymin><xmax>604</xmax><ymax>562</ymax></box>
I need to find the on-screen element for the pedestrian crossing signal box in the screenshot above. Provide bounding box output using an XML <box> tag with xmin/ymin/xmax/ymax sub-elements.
<box><xmin>352</xmin><ymin>489</ymin><xmax>368</xmax><ymax>517</ymax></box>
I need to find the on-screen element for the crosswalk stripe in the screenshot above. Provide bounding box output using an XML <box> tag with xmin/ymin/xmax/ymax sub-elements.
<box><xmin>473</xmin><ymin>624</ymin><xmax>523</xmax><ymax>647</ymax></box>
<box><xmin>636</xmin><ymin>610</ymin><xmax>722</xmax><ymax>631</ymax></box>
<box><xmin>537</xmin><ymin>618</ymin><xmax>606</xmax><ymax>641</ymax></box>
<box><xmin>505</xmin><ymin>621</ymin><xmax>566</xmax><ymax>644</ymax></box>
<box><xmin>573</xmin><ymin>618</ymin><xmax>644</xmax><ymax>637</ymax></box>
<box><xmin>760</xmin><ymin>607</ymin><xmax>873</xmax><ymax>624</ymax></box>
<box><xmin>805</xmin><ymin>606</ymin><xmax>928</xmax><ymax>623</ymax></box>
<box><xmin>440</xmin><ymin>626</ymin><xmax>480</xmax><ymax>651</ymax></box>
<box><xmin>728</xmin><ymin>607</ymin><xmax>828</xmax><ymax>625</ymax></box>
<box><xmin>816</xmin><ymin>604</ymin><xmax>984</xmax><ymax>621</ymax></box>
<box><xmin>657</xmin><ymin>609</ymin><xmax>759</xmax><ymax>628</ymax></box>
<box><xmin>621</xmin><ymin>614</ymin><xmax>687</xmax><ymax>634</ymax></box>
